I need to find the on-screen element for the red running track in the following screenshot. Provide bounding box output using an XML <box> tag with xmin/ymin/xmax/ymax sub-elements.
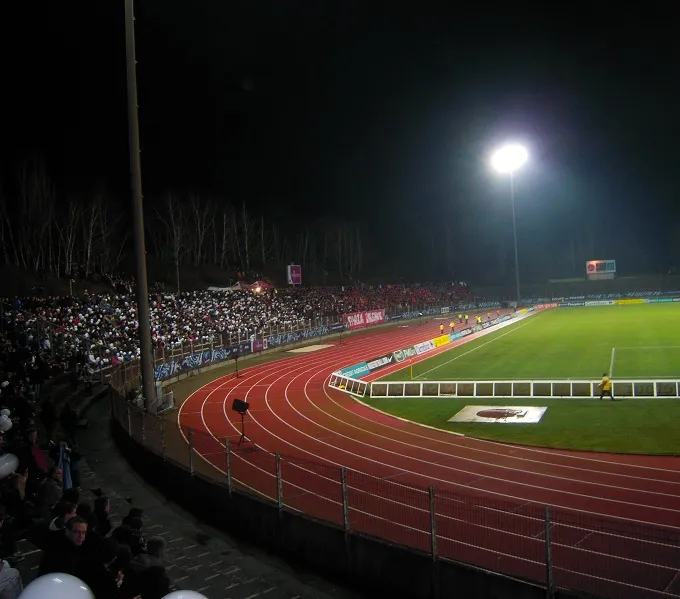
<box><xmin>178</xmin><ymin>314</ymin><xmax>680</xmax><ymax>599</ymax></box>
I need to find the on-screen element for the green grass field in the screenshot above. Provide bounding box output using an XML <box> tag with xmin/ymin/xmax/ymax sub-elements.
<box><xmin>366</xmin><ymin>304</ymin><xmax>680</xmax><ymax>453</ymax></box>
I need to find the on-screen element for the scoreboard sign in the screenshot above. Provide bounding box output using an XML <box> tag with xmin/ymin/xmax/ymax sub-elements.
<box><xmin>586</xmin><ymin>259</ymin><xmax>616</xmax><ymax>280</ymax></box>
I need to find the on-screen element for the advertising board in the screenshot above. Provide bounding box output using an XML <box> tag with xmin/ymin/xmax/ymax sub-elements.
<box><xmin>433</xmin><ymin>335</ymin><xmax>450</xmax><ymax>348</ymax></box>
<box><xmin>414</xmin><ymin>340</ymin><xmax>435</xmax><ymax>355</ymax></box>
<box><xmin>393</xmin><ymin>346</ymin><xmax>417</xmax><ymax>362</ymax></box>
<box><xmin>615</xmin><ymin>299</ymin><xmax>644</xmax><ymax>305</ymax></box>
<box><xmin>366</xmin><ymin>354</ymin><xmax>395</xmax><ymax>371</ymax></box>
<box><xmin>339</xmin><ymin>362</ymin><xmax>370</xmax><ymax>378</ymax></box>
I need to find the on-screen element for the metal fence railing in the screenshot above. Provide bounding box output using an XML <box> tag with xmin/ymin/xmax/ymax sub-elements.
<box><xmin>108</xmin><ymin>364</ymin><xmax>680</xmax><ymax>599</ymax></box>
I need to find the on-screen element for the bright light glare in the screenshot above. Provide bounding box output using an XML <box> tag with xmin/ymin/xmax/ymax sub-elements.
<box><xmin>490</xmin><ymin>144</ymin><xmax>528</xmax><ymax>174</ymax></box>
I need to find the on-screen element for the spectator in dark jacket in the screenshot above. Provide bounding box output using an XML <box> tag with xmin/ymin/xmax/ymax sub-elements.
<box><xmin>94</xmin><ymin>495</ymin><xmax>113</xmax><ymax>537</ymax></box>
<box><xmin>39</xmin><ymin>515</ymin><xmax>87</xmax><ymax>575</ymax></box>
<box><xmin>120</xmin><ymin>536</ymin><xmax>171</xmax><ymax>599</ymax></box>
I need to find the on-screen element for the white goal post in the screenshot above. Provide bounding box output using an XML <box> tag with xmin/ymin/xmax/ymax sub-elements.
<box><xmin>367</xmin><ymin>379</ymin><xmax>680</xmax><ymax>399</ymax></box>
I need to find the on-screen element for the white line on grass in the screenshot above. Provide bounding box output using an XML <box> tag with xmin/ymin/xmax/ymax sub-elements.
<box><xmin>414</xmin><ymin>320</ymin><xmax>537</xmax><ymax>380</ymax></box>
<box><xmin>616</xmin><ymin>346</ymin><xmax>680</xmax><ymax>350</ymax></box>
<box><xmin>609</xmin><ymin>347</ymin><xmax>616</xmax><ymax>378</ymax></box>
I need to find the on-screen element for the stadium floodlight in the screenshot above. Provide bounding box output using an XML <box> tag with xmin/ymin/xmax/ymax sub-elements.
<box><xmin>490</xmin><ymin>143</ymin><xmax>528</xmax><ymax>307</ymax></box>
<box><xmin>490</xmin><ymin>144</ymin><xmax>528</xmax><ymax>174</ymax></box>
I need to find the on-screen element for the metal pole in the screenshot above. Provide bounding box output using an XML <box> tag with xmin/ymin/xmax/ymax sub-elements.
<box><xmin>428</xmin><ymin>485</ymin><xmax>437</xmax><ymax>561</ymax></box>
<box><xmin>226</xmin><ymin>439</ymin><xmax>232</xmax><ymax>496</ymax></box>
<box><xmin>341</xmin><ymin>467</ymin><xmax>349</xmax><ymax>533</ymax></box>
<box><xmin>160</xmin><ymin>419</ymin><xmax>166</xmax><ymax>459</ymax></box>
<box><xmin>275</xmin><ymin>453</ymin><xmax>283</xmax><ymax>511</ymax></box>
<box><xmin>545</xmin><ymin>505</ymin><xmax>553</xmax><ymax>598</ymax></box>
<box><xmin>124</xmin><ymin>0</ymin><xmax>155</xmax><ymax>410</ymax></box>
<box><xmin>510</xmin><ymin>170</ymin><xmax>521</xmax><ymax>306</ymax></box>
<box><xmin>188</xmin><ymin>428</ymin><xmax>195</xmax><ymax>475</ymax></box>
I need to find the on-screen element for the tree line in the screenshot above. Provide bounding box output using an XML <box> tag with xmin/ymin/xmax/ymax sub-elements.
<box><xmin>0</xmin><ymin>160</ymin><xmax>365</xmax><ymax>287</ymax></box>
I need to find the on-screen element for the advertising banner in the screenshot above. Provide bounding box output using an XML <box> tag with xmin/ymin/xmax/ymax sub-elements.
<box><xmin>645</xmin><ymin>298</ymin><xmax>674</xmax><ymax>303</ymax></box>
<box><xmin>414</xmin><ymin>340</ymin><xmax>436</xmax><ymax>355</ymax></box>
<box><xmin>537</xmin><ymin>303</ymin><xmax>559</xmax><ymax>309</ymax></box>
<box><xmin>286</xmin><ymin>264</ymin><xmax>302</xmax><ymax>285</ymax></box>
<box><xmin>393</xmin><ymin>347</ymin><xmax>417</xmax><ymax>362</ymax></box>
<box><xmin>154</xmin><ymin>341</ymin><xmax>251</xmax><ymax>381</ymax></box>
<box><xmin>558</xmin><ymin>302</ymin><xmax>586</xmax><ymax>307</ymax></box>
<box><xmin>675</xmin><ymin>298</ymin><xmax>680</xmax><ymax>302</ymax></box>
<box><xmin>584</xmin><ymin>300</ymin><xmax>615</xmax><ymax>306</ymax></box>
<box><xmin>251</xmin><ymin>338</ymin><xmax>268</xmax><ymax>352</ymax></box>
<box><xmin>329</xmin><ymin>322</ymin><xmax>345</xmax><ymax>332</ymax></box>
<box><xmin>433</xmin><ymin>335</ymin><xmax>450</xmax><ymax>348</ymax></box>
<box><xmin>339</xmin><ymin>362</ymin><xmax>370</xmax><ymax>378</ymax></box>
<box><xmin>342</xmin><ymin>309</ymin><xmax>386</xmax><ymax>330</ymax></box>
<box><xmin>441</xmin><ymin>307</ymin><xmax>450</xmax><ymax>314</ymax></box>
<box><xmin>366</xmin><ymin>354</ymin><xmax>395</xmax><ymax>371</ymax></box>
<box><xmin>266</xmin><ymin>325</ymin><xmax>330</xmax><ymax>347</ymax></box>
<box><xmin>615</xmin><ymin>299</ymin><xmax>644</xmax><ymax>305</ymax></box>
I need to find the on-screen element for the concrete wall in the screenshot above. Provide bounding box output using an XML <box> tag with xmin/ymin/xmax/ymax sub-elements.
<box><xmin>111</xmin><ymin>416</ymin><xmax>596</xmax><ymax>599</ymax></box>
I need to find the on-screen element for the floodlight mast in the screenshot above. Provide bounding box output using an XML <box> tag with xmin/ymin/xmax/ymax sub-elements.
<box><xmin>491</xmin><ymin>144</ymin><xmax>528</xmax><ymax>307</ymax></box>
<box><xmin>125</xmin><ymin>0</ymin><xmax>155</xmax><ymax>409</ymax></box>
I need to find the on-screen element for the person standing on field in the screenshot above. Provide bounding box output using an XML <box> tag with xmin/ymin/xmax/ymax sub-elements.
<box><xmin>599</xmin><ymin>373</ymin><xmax>614</xmax><ymax>400</ymax></box>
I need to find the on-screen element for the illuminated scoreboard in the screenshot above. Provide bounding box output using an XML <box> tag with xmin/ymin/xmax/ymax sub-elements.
<box><xmin>586</xmin><ymin>259</ymin><xmax>616</xmax><ymax>281</ymax></box>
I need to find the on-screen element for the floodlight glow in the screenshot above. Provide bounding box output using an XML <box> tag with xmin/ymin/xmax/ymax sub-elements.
<box><xmin>490</xmin><ymin>144</ymin><xmax>528</xmax><ymax>174</ymax></box>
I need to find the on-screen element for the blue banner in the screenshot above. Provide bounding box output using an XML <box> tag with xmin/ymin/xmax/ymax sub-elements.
<box><xmin>646</xmin><ymin>298</ymin><xmax>675</xmax><ymax>303</ymax></box>
<box><xmin>266</xmin><ymin>325</ymin><xmax>330</xmax><ymax>347</ymax></box>
<box><xmin>339</xmin><ymin>362</ymin><xmax>370</xmax><ymax>378</ymax></box>
<box><xmin>154</xmin><ymin>340</ymin><xmax>252</xmax><ymax>381</ymax></box>
<box><xmin>329</xmin><ymin>322</ymin><xmax>345</xmax><ymax>332</ymax></box>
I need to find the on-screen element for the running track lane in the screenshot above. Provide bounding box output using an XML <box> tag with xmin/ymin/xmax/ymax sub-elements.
<box><xmin>179</xmin><ymin>313</ymin><xmax>680</xmax><ymax>599</ymax></box>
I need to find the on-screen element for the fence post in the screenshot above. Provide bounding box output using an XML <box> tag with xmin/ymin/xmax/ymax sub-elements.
<box><xmin>160</xmin><ymin>419</ymin><xmax>166</xmax><ymax>459</ymax></box>
<box><xmin>225</xmin><ymin>439</ymin><xmax>232</xmax><ymax>497</ymax></box>
<box><xmin>126</xmin><ymin>403</ymin><xmax>132</xmax><ymax>436</ymax></box>
<box><xmin>275</xmin><ymin>453</ymin><xmax>283</xmax><ymax>511</ymax></box>
<box><xmin>140</xmin><ymin>413</ymin><xmax>146</xmax><ymax>446</ymax></box>
<box><xmin>341</xmin><ymin>467</ymin><xmax>349</xmax><ymax>533</ymax></box>
<box><xmin>545</xmin><ymin>505</ymin><xmax>553</xmax><ymax>598</ymax></box>
<box><xmin>428</xmin><ymin>486</ymin><xmax>437</xmax><ymax>561</ymax></box>
<box><xmin>187</xmin><ymin>429</ymin><xmax>195</xmax><ymax>475</ymax></box>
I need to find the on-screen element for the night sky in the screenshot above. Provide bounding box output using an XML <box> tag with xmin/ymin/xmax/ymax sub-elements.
<box><xmin>4</xmin><ymin>2</ymin><xmax>679</xmax><ymax>283</ymax></box>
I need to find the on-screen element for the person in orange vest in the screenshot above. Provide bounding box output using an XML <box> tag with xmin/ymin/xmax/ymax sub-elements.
<box><xmin>450</xmin><ymin>321</ymin><xmax>455</xmax><ymax>333</ymax></box>
<box><xmin>439</xmin><ymin>323</ymin><xmax>444</xmax><ymax>335</ymax></box>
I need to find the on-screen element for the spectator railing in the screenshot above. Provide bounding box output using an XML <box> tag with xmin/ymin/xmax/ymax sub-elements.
<box><xmin>109</xmin><ymin>361</ymin><xmax>680</xmax><ymax>599</ymax></box>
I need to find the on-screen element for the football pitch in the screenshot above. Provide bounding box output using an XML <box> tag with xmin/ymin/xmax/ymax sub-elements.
<box><xmin>380</xmin><ymin>304</ymin><xmax>680</xmax><ymax>381</ymax></box>
<box><xmin>367</xmin><ymin>304</ymin><xmax>680</xmax><ymax>453</ymax></box>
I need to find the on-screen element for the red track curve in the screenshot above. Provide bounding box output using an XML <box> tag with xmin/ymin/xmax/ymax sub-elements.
<box><xmin>178</xmin><ymin>314</ymin><xmax>680</xmax><ymax>599</ymax></box>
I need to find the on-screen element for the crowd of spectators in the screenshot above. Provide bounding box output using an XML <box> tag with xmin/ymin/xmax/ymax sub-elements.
<box><xmin>0</xmin><ymin>317</ymin><xmax>172</xmax><ymax>597</ymax></box>
<box><xmin>0</xmin><ymin>278</ymin><xmax>475</xmax><ymax>597</ymax></box>
<box><xmin>2</xmin><ymin>282</ymin><xmax>475</xmax><ymax>371</ymax></box>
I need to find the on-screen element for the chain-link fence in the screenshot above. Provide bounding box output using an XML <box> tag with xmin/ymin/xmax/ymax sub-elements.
<box><xmin>109</xmin><ymin>363</ymin><xmax>680</xmax><ymax>599</ymax></box>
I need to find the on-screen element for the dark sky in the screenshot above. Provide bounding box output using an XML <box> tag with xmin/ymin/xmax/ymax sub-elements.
<box><xmin>3</xmin><ymin>2</ymin><xmax>679</xmax><ymax>283</ymax></box>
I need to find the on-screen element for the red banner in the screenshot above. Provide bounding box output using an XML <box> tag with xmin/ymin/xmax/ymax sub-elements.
<box><xmin>342</xmin><ymin>309</ymin><xmax>385</xmax><ymax>330</ymax></box>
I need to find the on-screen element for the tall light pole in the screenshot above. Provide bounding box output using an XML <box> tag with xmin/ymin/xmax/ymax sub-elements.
<box><xmin>490</xmin><ymin>144</ymin><xmax>528</xmax><ymax>307</ymax></box>
<box><xmin>125</xmin><ymin>0</ymin><xmax>155</xmax><ymax>409</ymax></box>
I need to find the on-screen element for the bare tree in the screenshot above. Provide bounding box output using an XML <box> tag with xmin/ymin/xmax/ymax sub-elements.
<box><xmin>81</xmin><ymin>191</ymin><xmax>105</xmax><ymax>276</ymax></box>
<box><xmin>241</xmin><ymin>202</ymin><xmax>253</xmax><ymax>270</ymax></box>
<box><xmin>189</xmin><ymin>194</ymin><xmax>213</xmax><ymax>265</ymax></box>
<box><xmin>156</xmin><ymin>194</ymin><xmax>186</xmax><ymax>293</ymax></box>
<box><xmin>56</xmin><ymin>201</ymin><xmax>82</xmax><ymax>278</ymax></box>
